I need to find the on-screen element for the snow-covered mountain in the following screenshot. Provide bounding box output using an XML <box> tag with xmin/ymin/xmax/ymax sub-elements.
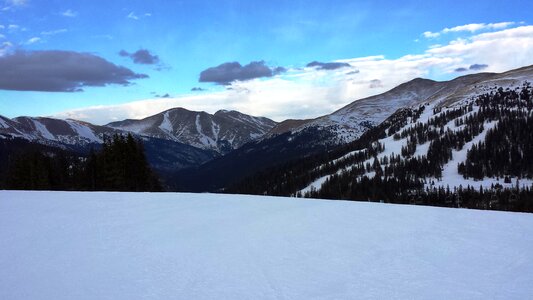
<box><xmin>0</xmin><ymin>107</ymin><xmax>279</xmax><ymax>174</ymax></box>
<box><xmin>0</xmin><ymin>115</ymin><xmax>108</xmax><ymax>147</ymax></box>
<box><xmin>230</xmin><ymin>78</ymin><xmax>533</xmax><ymax>211</ymax></box>
<box><xmin>0</xmin><ymin>115</ymin><xmax>217</xmax><ymax>173</ymax></box>
<box><xmin>107</xmin><ymin>108</ymin><xmax>277</xmax><ymax>154</ymax></box>
<box><xmin>272</xmin><ymin>65</ymin><xmax>533</xmax><ymax>145</ymax></box>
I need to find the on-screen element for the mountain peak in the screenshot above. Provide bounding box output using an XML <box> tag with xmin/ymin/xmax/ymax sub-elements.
<box><xmin>107</xmin><ymin>108</ymin><xmax>277</xmax><ymax>154</ymax></box>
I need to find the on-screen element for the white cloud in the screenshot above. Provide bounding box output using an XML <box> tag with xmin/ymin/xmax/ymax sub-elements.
<box><xmin>0</xmin><ymin>41</ymin><xmax>12</xmax><ymax>56</ymax></box>
<box><xmin>61</xmin><ymin>9</ymin><xmax>77</xmax><ymax>17</ymax></box>
<box><xmin>26</xmin><ymin>37</ymin><xmax>40</xmax><ymax>44</ymax></box>
<box><xmin>5</xmin><ymin>0</ymin><xmax>27</xmax><ymax>6</ymax></box>
<box><xmin>423</xmin><ymin>31</ymin><xmax>440</xmax><ymax>38</ymax></box>
<box><xmin>2</xmin><ymin>0</ymin><xmax>27</xmax><ymax>11</ymax></box>
<box><xmin>55</xmin><ymin>25</ymin><xmax>533</xmax><ymax>125</ymax></box>
<box><xmin>443</xmin><ymin>22</ymin><xmax>515</xmax><ymax>33</ymax></box>
<box><xmin>423</xmin><ymin>22</ymin><xmax>516</xmax><ymax>39</ymax></box>
<box><xmin>8</xmin><ymin>24</ymin><xmax>19</xmax><ymax>30</ymax></box>
<box><xmin>41</xmin><ymin>29</ymin><xmax>67</xmax><ymax>35</ymax></box>
<box><xmin>127</xmin><ymin>12</ymin><xmax>139</xmax><ymax>20</ymax></box>
<box><xmin>127</xmin><ymin>12</ymin><xmax>152</xmax><ymax>20</ymax></box>
<box><xmin>428</xmin><ymin>25</ymin><xmax>533</xmax><ymax>73</ymax></box>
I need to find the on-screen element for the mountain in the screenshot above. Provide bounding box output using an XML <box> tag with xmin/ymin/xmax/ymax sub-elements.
<box><xmin>0</xmin><ymin>107</ymin><xmax>279</xmax><ymax>182</ymax></box>
<box><xmin>271</xmin><ymin>67</ymin><xmax>533</xmax><ymax>144</ymax></box>
<box><xmin>0</xmin><ymin>116</ymin><xmax>106</xmax><ymax>149</ymax></box>
<box><xmin>0</xmin><ymin>115</ymin><xmax>217</xmax><ymax>175</ymax></box>
<box><xmin>229</xmin><ymin>77</ymin><xmax>533</xmax><ymax>212</ymax></box>
<box><xmin>107</xmin><ymin>108</ymin><xmax>277</xmax><ymax>154</ymax></box>
<box><xmin>174</xmin><ymin>65</ymin><xmax>533</xmax><ymax>193</ymax></box>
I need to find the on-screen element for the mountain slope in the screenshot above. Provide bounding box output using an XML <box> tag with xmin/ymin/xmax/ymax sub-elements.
<box><xmin>172</xmin><ymin>126</ymin><xmax>335</xmax><ymax>192</ymax></box>
<box><xmin>230</xmin><ymin>80</ymin><xmax>533</xmax><ymax>212</ymax></box>
<box><xmin>107</xmin><ymin>108</ymin><xmax>277</xmax><ymax>154</ymax></box>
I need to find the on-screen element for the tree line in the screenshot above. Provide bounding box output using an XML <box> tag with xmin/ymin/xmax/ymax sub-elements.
<box><xmin>1</xmin><ymin>134</ymin><xmax>161</xmax><ymax>191</ymax></box>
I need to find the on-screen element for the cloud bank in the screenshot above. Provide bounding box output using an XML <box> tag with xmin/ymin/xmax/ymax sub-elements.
<box><xmin>0</xmin><ymin>50</ymin><xmax>148</xmax><ymax>92</ymax></box>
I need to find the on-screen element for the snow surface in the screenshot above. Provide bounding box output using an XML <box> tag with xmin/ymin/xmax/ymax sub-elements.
<box><xmin>1</xmin><ymin>191</ymin><xmax>532</xmax><ymax>300</ymax></box>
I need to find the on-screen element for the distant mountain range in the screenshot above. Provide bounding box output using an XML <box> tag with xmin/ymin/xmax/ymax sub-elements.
<box><xmin>0</xmin><ymin>108</ymin><xmax>277</xmax><ymax>174</ymax></box>
<box><xmin>107</xmin><ymin>108</ymin><xmax>277</xmax><ymax>154</ymax></box>
<box><xmin>2</xmin><ymin>65</ymin><xmax>533</xmax><ymax>197</ymax></box>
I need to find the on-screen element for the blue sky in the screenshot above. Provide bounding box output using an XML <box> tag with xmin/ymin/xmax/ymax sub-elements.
<box><xmin>1</xmin><ymin>0</ymin><xmax>533</xmax><ymax>123</ymax></box>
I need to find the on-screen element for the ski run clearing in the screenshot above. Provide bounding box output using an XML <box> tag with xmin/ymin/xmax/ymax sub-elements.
<box><xmin>1</xmin><ymin>191</ymin><xmax>532</xmax><ymax>300</ymax></box>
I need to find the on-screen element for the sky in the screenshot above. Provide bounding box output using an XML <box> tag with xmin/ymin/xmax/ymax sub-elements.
<box><xmin>0</xmin><ymin>0</ymin><xmax>533</xmax><ymax>124</ymax></box>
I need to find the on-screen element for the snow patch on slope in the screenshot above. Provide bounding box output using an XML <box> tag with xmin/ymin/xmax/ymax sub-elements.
<box><xmin>67</xmin><ymin>121</ymin><xmax>101</xmax><ymax>143</ymax></box>
<box><xmin>32</xmin><ymin>119</ymin><xmax>56</xmax><ymax>140</ymax></box>
<box><xmin>159</xmin><ymin>111</ymin><xmax>173</xmax><ymax>133</ymax></box>
<box><xmin>195</xmin><ymin>114</ymin><xmax>216</xmax><ymax>147</ymax></box>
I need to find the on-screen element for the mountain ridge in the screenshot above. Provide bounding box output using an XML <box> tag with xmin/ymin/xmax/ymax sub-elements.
<box><xmin>106</xmin><ymin>107</ymin><xmax>277</xmax><ymax>154</ymax></box>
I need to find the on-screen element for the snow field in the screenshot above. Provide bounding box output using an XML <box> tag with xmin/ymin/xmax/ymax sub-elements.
<box><xmin>1</xmin><ymin>191</ymin><xmax>532</xmax><ymax>299</ymax></box>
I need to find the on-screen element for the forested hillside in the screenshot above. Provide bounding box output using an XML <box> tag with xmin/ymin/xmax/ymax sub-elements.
<box><xmin>229</xmin><ymin>83</ymin><xmax>533</xmax><ymax>212</ymax></box>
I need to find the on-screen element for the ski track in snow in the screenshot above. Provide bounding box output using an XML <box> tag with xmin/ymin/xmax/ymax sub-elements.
<box><xmin>298</xmin><ymin>104</ymin><xmax>436</xmax><ymax>195</ymax></box>
<box><xmin>430</xmin><ymin>121</ymin><xmax>533</xmax><ymax>190</ymax></box>
<box><xmin>299</xmin><ymin>176</ymin><xmax>329</xmax><ymax>194</ymax></box>
<box><xmin>1</xmin><ymin>191</ymin><xmax>532</xmax><ymax>300</ymax></box>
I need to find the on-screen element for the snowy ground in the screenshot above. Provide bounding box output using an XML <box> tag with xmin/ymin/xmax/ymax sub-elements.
<box><xmin>1</xmin><ymin>191</ymin><xmax>532</xmax><ymax>300</ymax></box>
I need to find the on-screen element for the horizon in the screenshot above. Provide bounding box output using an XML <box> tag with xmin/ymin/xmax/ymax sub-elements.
<box><xmin>1</xmin><ymin>0</ymin><xmax>533</xmax><ymax>124</ymax></box>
